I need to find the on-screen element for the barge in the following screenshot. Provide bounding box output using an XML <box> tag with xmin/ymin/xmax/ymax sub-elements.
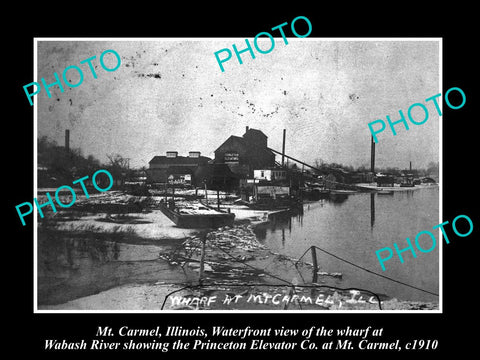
<box><xmin>159</xmin><ymin>200</ymin><xmax>235</xmax><ymax>228</ymax></box>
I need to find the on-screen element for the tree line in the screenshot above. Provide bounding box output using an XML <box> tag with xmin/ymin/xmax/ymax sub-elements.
<box><xmin>308</xmin><ymin>158</ymin><xmax>439</xmax><ymax>177</ymax></box>
<box><xmin>37</xmin><ymin>137</ymin><xmax>133</xmax><ymax>187</ymax></box>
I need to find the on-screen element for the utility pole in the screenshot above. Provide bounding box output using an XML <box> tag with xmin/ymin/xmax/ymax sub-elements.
<box><xmin>371</xmin><ymin>136</ymin><xmax>375</xmax><ymax>174</ymax></box>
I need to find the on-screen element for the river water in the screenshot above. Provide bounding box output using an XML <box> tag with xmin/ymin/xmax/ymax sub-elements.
<box><xmin>253</xmin><ymin>186</ymin><xmax>440</xmax><ymax>303</ymax></box>
<box><xmin>37</xmin><ymin>187</ymin><xmax>439</xmax><ymax>307</ymax></box>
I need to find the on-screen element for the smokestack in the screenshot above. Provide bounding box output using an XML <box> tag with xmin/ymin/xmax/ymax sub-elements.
<box><xmin>65</xmin><ymin>129</ymin><xmax>70</xmax><ymax>152</ymax></box>
<box><xmin>409</xmin><ymin>161</ymin><xmax>412</xmax><ymax>171</ymax></box>
<box><xmin>282</xmin><ymin>129</ymin><xmax>286</xmax><ymax>166</ymax></box>
<box><xmin>370</xmin><ymin>136</ymin><xmax>375</xmax><ymax>173</ymax></box>
<box><xmin>246</xmin><ymin>126</ymin><xmax>249</xmax><ymax>132</ymax></box>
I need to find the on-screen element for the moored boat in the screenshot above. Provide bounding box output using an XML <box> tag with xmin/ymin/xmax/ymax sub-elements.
<box><xmin>159</xmin><ymin>201</ymin><xmax>235</xmax><ymax>228</ymax></box>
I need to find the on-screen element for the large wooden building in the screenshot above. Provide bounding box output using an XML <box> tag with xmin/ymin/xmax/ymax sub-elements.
<box><xmin>214</xmin><ymin>127</ymin><xmax>276</xmax><ymax>177</ymax></box>
<box><xmin>194</xmin><ymin>163</ymin><xmax>239</xmax><ymax>191</ymax></box>
<box><xmin>147</xmin><ymin>151</ymin><xmax>211</xmax><ymax>185</ymax></box>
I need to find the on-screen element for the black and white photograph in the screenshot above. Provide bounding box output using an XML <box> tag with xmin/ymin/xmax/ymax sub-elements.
<box><xmin>33</xmin><ymin>38</ymin><xmax>441</xmax><ymax>312</ymax></box>
<box><xmin>8</xmin><ymin>8</ymin><xmax>478</xmax><ymax>355</ymax></box>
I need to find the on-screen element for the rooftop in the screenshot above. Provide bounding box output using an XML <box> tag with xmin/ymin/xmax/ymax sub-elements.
<box><xmin>149</xmin><ymin>154</ymin><xmax>211</xmax><ymax>165</ymax></box>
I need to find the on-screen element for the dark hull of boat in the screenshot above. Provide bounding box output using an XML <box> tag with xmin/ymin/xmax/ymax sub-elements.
<box><xmin>301</xmin><ymin>189</ymin><xmax>330</xmax><ymax>200</ymax></box>
<box><xmin>247</xmin><ymin>198</ymin><xmax>302</xmax><ymax>211</ymax></box>
<box><xmin>377</xmin><ymin>190</ymin><xmax>394</xmax><ymax>195</ymax></box>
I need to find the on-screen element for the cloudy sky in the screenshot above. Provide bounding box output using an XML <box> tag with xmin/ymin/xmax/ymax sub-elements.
<box><xmin>36</xmin><ymin>38</ymin><xmax>440</xmax><ymax>170</ymax></box>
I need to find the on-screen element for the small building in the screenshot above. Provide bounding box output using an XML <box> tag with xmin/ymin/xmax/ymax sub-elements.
<box><xmin>166</xmin><ymin>166</ymin><xmax>193</xmax><ymax>186</ymax></box>
<box><xmin>400</xmin><ymin>173</ymin><xmax>415</xmax><ymax>187</ymax></box>
<box><xmin>253</xmin><ymin>168</ymin><xmax>287</xmax><ymax>182</ymax></box>
<box><xmin>376</xmin><ymin>174</ymin><xmax>395</xmax><ymax>187</ymax></box>
<box><xmin>147</xmin><ymin>151</ymin><xmax>211</xmax><ymax>185</ymax></box>
<box><xmin>349</xmin><ymin>171</ymin><xmax>375</xmax><ymax>183</ymax></box>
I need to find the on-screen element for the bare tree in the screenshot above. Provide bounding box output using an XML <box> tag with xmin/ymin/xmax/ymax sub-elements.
<box><xmin>106</xmin><ymin>153</ymin><xmax>130</xmax><ymax>169</ymax></box>
<box><xmin>106</xmin><ymin>153</ymin><xmax>130</xmax><ymax>187</ymax></box>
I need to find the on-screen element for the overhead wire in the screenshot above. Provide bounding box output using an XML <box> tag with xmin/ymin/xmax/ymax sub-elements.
<box><xmin>295</xmin><ymin>245</ymin><xmax>439</xmax><ymax>297</ymax></box>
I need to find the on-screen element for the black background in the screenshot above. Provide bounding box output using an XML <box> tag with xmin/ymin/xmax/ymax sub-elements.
<box><xmin>6</xmin><ymin>5</ymin><xmax>477</xmax><ymax>358</ymax></box>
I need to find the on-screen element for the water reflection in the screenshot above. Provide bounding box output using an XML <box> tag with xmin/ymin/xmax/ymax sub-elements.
<box><xmin>37</xmin><ymin>232</ymin><xmax>181</xmax><ymax>306</ymax></box>
<box><xmin>370</xmin><ymin>193</ymin><xmax>375</xmax><ymax>228</ymax></box>
<box><xmin>328</xmin><ymin>193</ymin><xmax>349</xmax><ymax>205</ymax></box>
<box><xmin>254</xmin><ymin>187</ymin><xmax>439</xmax><ymax>302</ymax></box>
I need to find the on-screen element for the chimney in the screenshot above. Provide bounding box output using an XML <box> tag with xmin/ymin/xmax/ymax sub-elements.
<box><xmin>282</xmin><ymin>129</ymin><xmax>286</xmax><ymax>166</ymax></box>
<box><xmin>65</xmin><ymin>129</ymin><xmax>70</xmax><ymax>152</ymax></box>
<box><xmin>246</xmin><ymin>126</ymin><xmax>249</xmax><ymax>132</ymax></box>
<box><xmin>370</xmin><ymin>136</ymin><xmax>375</xmax><ymax>173</ymax></box>
<box><xmin>409</xmin><ymin>161</ymin><xmax>412</xmax><ymax>171</ymax></box>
